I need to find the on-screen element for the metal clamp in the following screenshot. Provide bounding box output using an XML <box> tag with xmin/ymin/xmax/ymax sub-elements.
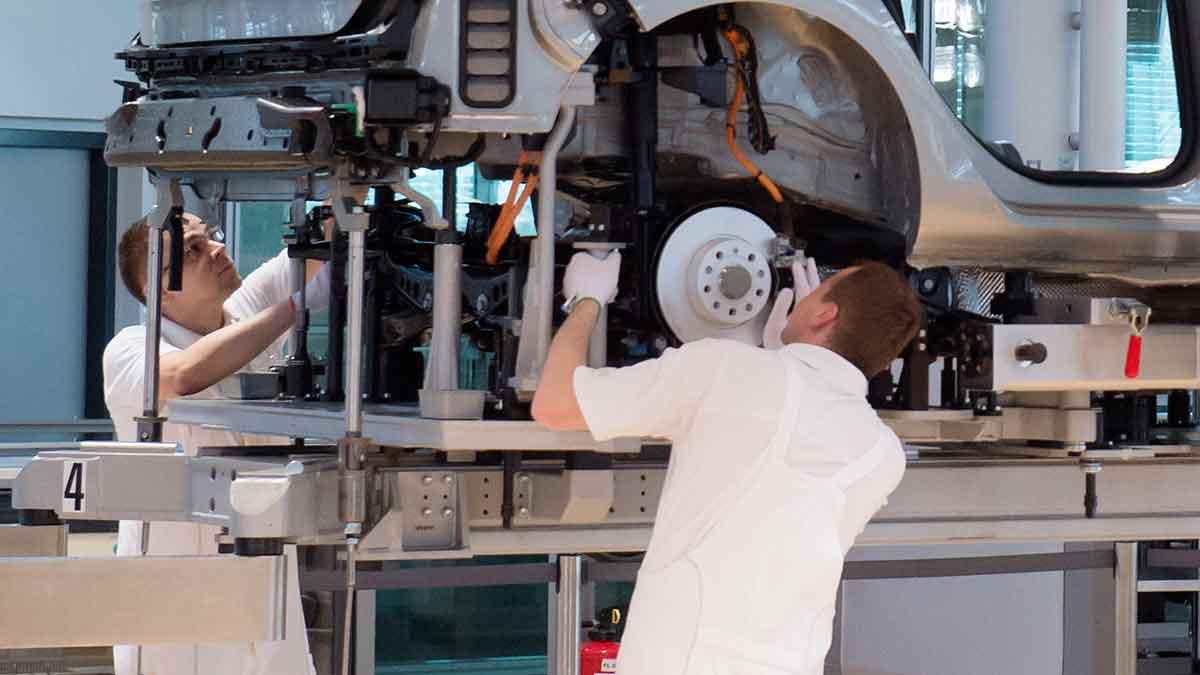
<box><xmin>1109</xmin><ymin>299</ymin><xmax>1151</xmax><ymax>335</ymax></box>
<box><xmin>767</xmin><ymin>236</ymin><xmax>800</xmax><ymax>268</ymax></box>
<box><xmin>1108</xmin><ymin>300</ymin><xmax>1151</xmax><ymax>379</ymax></box>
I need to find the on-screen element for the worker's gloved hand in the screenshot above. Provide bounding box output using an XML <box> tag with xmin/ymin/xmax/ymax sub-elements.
<box><xmin>562</xmin><ymin>251</ymin><xmax>622</xmax><ymax>311</ymax></box>
<box><xmin>292</xmin><ymin>264</ymin><xmax>332</xmax><ymax>313</ymax></box>
<box><xmin>762</xmin><ymin>256</ymin><xmax>821</xmax><ymax>350</ymax></box>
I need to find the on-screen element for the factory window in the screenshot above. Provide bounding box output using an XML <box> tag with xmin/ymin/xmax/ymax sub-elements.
<box><xmin>924</xmin><ymin>0</ymin><xmax>1186</xmax><ymax>177</ymax></box>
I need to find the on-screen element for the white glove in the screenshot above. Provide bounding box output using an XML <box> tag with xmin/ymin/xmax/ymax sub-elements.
<box><xmin>292</xmin><ymin>264</ymin><xmax>331</xmax><ymax>312</ymax></box>
<box><xmin>762</xmin><ymin>256</ymin><xmax>821</xmax><ymax>349</ymax></box>
<box><xmin>562</xmin><ymin>251</ymin><xmax>622</xmax><ymax>310</ymax></box>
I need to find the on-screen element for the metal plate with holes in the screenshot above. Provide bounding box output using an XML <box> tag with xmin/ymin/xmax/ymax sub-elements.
<box><xmin>396</xmin><ymin>472</ymin><xmax>464</xmax><ymax>551</ymax></box>
<box><xmin>655</xmin><ymin>206</ymin><xmax>778</xmax><ymax>344</ymax></box>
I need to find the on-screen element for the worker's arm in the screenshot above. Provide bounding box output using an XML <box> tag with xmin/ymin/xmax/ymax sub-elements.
<box><xmin>158</xmin><ymin>299</ymin><xmax>296</xmax><ymax>404</ymax></box>
<box><xmin>531</xmin><ymin>299</ymin><xmax>600</xmax><ymax>431</ymax></box>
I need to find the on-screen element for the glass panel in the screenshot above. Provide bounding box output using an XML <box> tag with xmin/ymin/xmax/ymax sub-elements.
<box><xmin>928</xmin><ymin>0</ymin><xmax>1182</xmax><ymax>174</ymax></box>
<box><xmin>148</xmin><ymin>0</ymin><xmax>361</xmax><ymax>45</ymax></box>
<box><xmin>375</xmin><ymin>557</ymin><xmax>548</xmax><ymax>673</ymax></box>
<box><xmin>1126</xmin><ymin>1</ymin><xmax>1183</xmax><ymax>171</ymax></box>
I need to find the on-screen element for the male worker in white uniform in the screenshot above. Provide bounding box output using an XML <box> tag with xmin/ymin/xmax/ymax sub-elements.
<box><xmin>104</xmin><ymin>211</ymin><xmax>328</xmax><ymax>675</ymax></box>
<box><xmin>532</xmin><ymin>252</ymin><xmax>921</xmax><ymax>674</ymax></box>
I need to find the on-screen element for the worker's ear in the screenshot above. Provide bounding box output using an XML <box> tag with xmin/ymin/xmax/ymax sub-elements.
<box><xmin>812</xmin><ymin>300</ymin><xmax>839</xmax><ymax>331</ymax></box>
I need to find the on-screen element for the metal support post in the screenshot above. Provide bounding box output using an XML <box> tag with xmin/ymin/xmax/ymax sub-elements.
<box><xmin>554</xmin><ymin>554</ymin><xmax>583</xmax><ymax>675</ymax></box>
<box><xmin>426</xmin><ymin>239</ymin><xmax>462</xmax><ymax>392</ymax></box>
<box><xmin>919</xmin><ymin>0</ymin><xmax>934</xmax><ymax>79</ymax></box>
<box><xmin>345</xmin><ymin>226</ymin><xmax>366</xmax><ymax>436</ymax></box>
<box><xmin>431</xmin><ymin>166</ymin><xmax>461</xmax><ymax>393</ymax></box>
<box><xmin>419</xmin><ymin>166</ymin><xmax>486</xmax><ymax>419</ymax></box>
<box><xmin>135</xmin><ymin>179</ymin><xmax>184</xmax><ymax>443</ymax></box>
<box><xmin>285</xmin><ymin>199</ymin><xmax>314</xmax><ymax>399</ymax></box>
<box><xmin>288</xmin><ymin>199</ymin><xmax>308</xmax><ymax>354</ymax></box>
<box><xmin>983</xmin><ymin>0</ymin><xmax>1080</xmax><ymax>171</ymax></box>
<box><xmin>332</xmin><ymin>175</ymin><xmax>372</xmax><ymax>675</ymax></box>
<box><xmin>1114</xmin><ymin>542</ymin><xmax>1138</xmax><ymax>675</ymax></box>
<box><xmin>1078</xmin><ymin>2</ymin><xmax>1128</xmax><ymax>171</ymax></box>
<box><xmin>513</xmin><ymin>107</ymin><xmax>577</xmax><ymax>392</ymax></box>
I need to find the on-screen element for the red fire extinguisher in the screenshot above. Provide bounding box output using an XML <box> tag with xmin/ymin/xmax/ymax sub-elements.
<box><xmin>580</xmin><ymin>606</ymin><xmax>625</xmax><ymax>675</ymax></box>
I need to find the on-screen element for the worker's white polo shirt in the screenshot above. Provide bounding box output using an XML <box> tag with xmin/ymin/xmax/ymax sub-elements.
<box><xmin>574</xmin><ymin>338</ymin><xmax>905</xmax><ymax>573</ymax></box>
<box><xmin>103</xmin><ymin>249</ymin><xmax>293</xmax><ymax>451</ymax></box>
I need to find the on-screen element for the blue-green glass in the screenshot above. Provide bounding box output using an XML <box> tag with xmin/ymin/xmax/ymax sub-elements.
<box><xmin>375</xmin><ymin>557</ymin><xmax>549</xmax><ymax>671</ymax></box>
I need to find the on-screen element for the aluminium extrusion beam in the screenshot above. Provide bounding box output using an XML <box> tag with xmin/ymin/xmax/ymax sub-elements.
<box><xmin>170</xmin><ymin>399</ymin><xmax>1101</xmax><ymax>450</ymax></box>
<box><xmin>16</xmin><ymin>451</ymin><xmax>1200</xmax><ymax>552</ymax></box>
<box><xmin>166</xmin><ymin>398</ymin><xmax>643</xmax><ymax>452</ymax></box>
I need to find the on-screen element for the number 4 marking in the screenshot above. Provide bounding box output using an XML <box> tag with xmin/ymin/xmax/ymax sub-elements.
<box><xmin>62</xmin><ymin>462</ymin><xmax>85</xmax><ymax>513</ymax></box>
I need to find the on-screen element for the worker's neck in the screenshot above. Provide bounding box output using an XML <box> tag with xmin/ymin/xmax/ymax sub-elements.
<box><xmin>163</xmin><ymin>303</ymin><xmax>224</xmax><ymax>336</ymax></box>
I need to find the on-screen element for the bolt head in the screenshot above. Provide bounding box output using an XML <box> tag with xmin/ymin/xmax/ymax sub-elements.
<box><xmin>518</xmin><ymin>506</ymin><xmax>530</xmax><ymax>517</ymax></box>
<box><xmin>442</xmin><ymin>507</ymin><xmax>454</xmax><ymax>518</ymax></box>
<box><xmin>519</xmin><ymin>474</ymin><xmax>530</xmax><ymax>483</ymax></box>
<box><xmin>591</xmin><ymin>1</ymin><xmax>609</xmax><ymax>16</ymax></box>
<box><xmin>421</xmin><ymin>475</ymin><xmax>433</xmax><ymax>485</ymax></box>
<box><xmin>443</xmin><ymin>475</ymin><xmax>454</xmax><ymax>485</ymax></box>
<box><xmin>421</xmin><ymin>507</ymin><xmax>433</xmax><ymax>517</ymax></box>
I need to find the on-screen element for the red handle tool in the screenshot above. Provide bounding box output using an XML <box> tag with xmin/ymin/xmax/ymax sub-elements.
<box><xmin>1125</xmin><ymin>334</ymin><xmax>1143</xmax><ymax>379</ymax></box>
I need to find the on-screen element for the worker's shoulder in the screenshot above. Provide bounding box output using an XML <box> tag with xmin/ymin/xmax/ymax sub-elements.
<box><xmin>665</xmin><ymin>339</ymin><xmax>783</xmax><ymax>388</ymax></box>
<box><xmin>102</xmin><ymin>326</ymin><xmax>148</xmax><ymax>390</ymax></box>
<box><xmin>669</xmin><ymin>337</ymin><xmax>764</xmax><ymax>362</ymax></box>
<box><xmin>104</xmin><ymin>325</ymin><xmax>146</xmax><ymax>359</ymax></box>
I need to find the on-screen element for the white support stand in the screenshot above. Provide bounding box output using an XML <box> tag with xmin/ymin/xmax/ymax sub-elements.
<box><xmin>983</xmin><ymin>0</ymin><xmax>1080</xmax><ymax>170</ymax></box>
<box><xmin>1078</xmin><ymin>2</ymin><xmax>1128</xmax><ymax>171</ymax></box>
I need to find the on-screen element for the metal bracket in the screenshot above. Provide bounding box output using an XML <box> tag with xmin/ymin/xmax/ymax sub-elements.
<box><xmin>1108</xmin><ymin>299</ymin><xmax>1152</xmax><ymax>334</ymax></box>
<box><xmin>330</xmin><ymin>176</ymin><xmax>370</xmax><ymax>234</ymax></box>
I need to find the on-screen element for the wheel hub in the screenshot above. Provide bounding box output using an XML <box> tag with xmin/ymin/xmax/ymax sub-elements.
<box><xmin>654</xmin><ymin>206</ymin><xmax>779</xmax><ymax>344</ymax></box>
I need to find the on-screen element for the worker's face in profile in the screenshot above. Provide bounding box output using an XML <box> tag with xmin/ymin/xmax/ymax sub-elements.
<box><xmin>779</xmin><ymin>267</ymin><xmax>853</xmax><ymax>346</ymax></box>
<box><xmin>155</xmin><ymin>213</ymin><xmax>242</xmax><ymax>313</ymax></box>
